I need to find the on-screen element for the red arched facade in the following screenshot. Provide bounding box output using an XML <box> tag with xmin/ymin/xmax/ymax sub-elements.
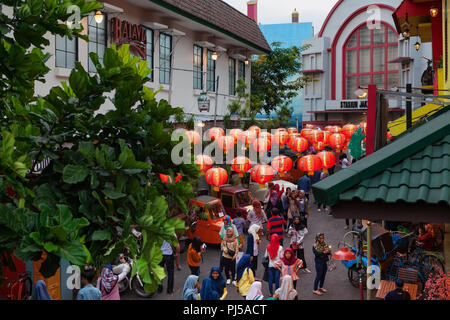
<box><xmin>342</xmin><ymin>21</ymin><xmax>399</xmax><ymax>99</ymax></box>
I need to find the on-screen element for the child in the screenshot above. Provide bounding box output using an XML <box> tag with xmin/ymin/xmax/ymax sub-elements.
<box><xmin>233</xmin><ymin>211</ymin><xmax>246</xmax><ymax>251</ymax></box>
<box><xmin>77</xmin><ymin>269</ymin><xmax>101</xmax><ymax>300</ymax></box>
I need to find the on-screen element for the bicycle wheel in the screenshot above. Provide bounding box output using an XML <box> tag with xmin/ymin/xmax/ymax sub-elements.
<box><xmin>419</xmin><ymin>254</ymin><xmax>445</xmax><ymax>281</ymax></box>
<box><xmin>348</xmin><ymin>267</ymin><xmax>367</xmax><ymax>289</ymax></box>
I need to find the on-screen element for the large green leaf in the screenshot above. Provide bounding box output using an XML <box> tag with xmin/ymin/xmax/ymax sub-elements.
<box><xmin>58</xmin><ymin>240</ymin><xmax>88</xmax><ymax>266</ymax></box>
<box><xmin>91</xmin><ymin>229</ymin><xmax>112</xmax><ymax>241</ymax></box>
<box><xmin>102</xmin><ymin>189</ymin><xmax>126</xmax><ymax>200</ymax></box>
<box><xmin>62</xmin><ymin>165</ymin><xmax>89</xmax><ymax>184</ymax></box>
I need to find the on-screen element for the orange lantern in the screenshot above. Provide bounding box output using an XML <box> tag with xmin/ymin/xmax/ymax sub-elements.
<box><xmin>314</xmin><ymin>141</ymin><xmax>325</xmax><ymax>151</ymax></box>
<box><xmin>341</xmin><ymin>124</ymin><xmax>358</xmax><ymax>140</ymax></box>
<box><xmin>259</xmin><ymin>131</ymin><xmax>272</xmax><ymax>142</ymax></box>
<box><xmin>310</xmin><ymin>129</ymin><xmax>324</xmax><ymax>143</ymax></box>
<box><xmin>248</xmin><ymin>126</ymin><xmax>261</xmax><ymax>137</ymax></box>
<box><xmin>238</xmin><ymin>130</ymin><xmax>257</xmax><ymax>146</ymax></box>
<box><xmin>205</xmin><ymin>167</ymin><xmax>228</xmax><ymax>191</ymax></box>
<box><xmin>316</xmin><ymin>151</ymin><xmax>336</xmax><ymax>174</ymax></box>
<box><xmin>185</xmin><ymin>130</ymin><xmax>200</xmax><ymax>147</ymax></box>
<box><xmin>275</xmin><ymin>128</ymin><xmax>287</xmax><ymax>134</ymax></box>
<box><xmin>195</xmin><ymin>154</ymin><xmax>213</xmax><ymax>175</ymax></box>
<box><xmin>290</xmin><ymin>137</ymin><xmax>309</xmax><ymax>155</ymax></box>
<box><xmin>328</xmin><ymin>133</ymin><xmax>347</xmax><ymax>152</ymax></box>
<box><xmin>330</xmin><ymin>126</ymin><xmax>342</xmax><ymax>133</ymax></box>
<box><xmin>324</xmin><ymin>126</ymin><xmax>334</xmax><ymax>132</ymax></box>
<box><xmin>252</xmin><ymin>137</ymin><xmax>271</xmax><ymax>153</ymax></box>
<box><xmin>231</xmin><ymin>156</ymin><xmax>251</xmax><ymax>177</ymax></box>
<box><xmin>251</xmin><ymin>164</ymin><xmax>275</xmax><ymax>188</ymax></box>
<box><xmin>305</xmin><ymin>124</ymin><xmax>314</xmax><ymax>129</ymax></box>
<box><xmin>287</xmin><ymin>127</ymin><xmax>298</xmax><ymax>134</ymax></box>
<box><xmin>298</xmin><ymin>155</ymin><xmax>323</xmax><ymax>176</ymax></box>
<box><xmin>287</xmin><ymin>133</ymin><xmax>300</xmax><ymax>147</ymax></box>
<box><xmin>217</xmin><ymin>135</ymin><xmax>235</xmax><ymax>154</ymax></box>
<box><xmin>208</xmin><ymin>127</ymin><xmax>225</xmax><ymax>141</ymax></box>
<box><xmin>273</xmin><ymin>130</ymin><xmax>289</xmax><ymax>146</ymax></box>
<box><xmin>160</xmin><ymin>173</ymin><xmax>182</xmax><ymax>184</ymax></box>
<box><xmin>323</xmin><ymin>131</ymin><xmax>332</xmax><ymax>145</ymax></box>
<box><xmin>360</xmin><ymin>122</ymin><xmax>367</xmax><ymax>134</ymax></box>
<box><xmin>271</xmin><ymin>155</ymin><xmax>293</xmax><ymax>177</ymax></box>
<box><xmin>229</xmin><ymin>128</ymin><xmax>243</xmax><ymax>142</ymax></box>
<box><xmin>300</xmin><ymin>128</ymin><xmax>312</xmax><ymax>140</ymax></box>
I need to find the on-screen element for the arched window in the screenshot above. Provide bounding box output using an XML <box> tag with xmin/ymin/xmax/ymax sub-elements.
<box><xmin>344</xmin><ymin>22</ymin><xmax>399</xmax><ymax>99</ymax></box>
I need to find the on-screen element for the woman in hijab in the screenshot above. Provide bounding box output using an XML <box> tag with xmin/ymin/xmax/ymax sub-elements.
<box><xmin>246</xmin><ymin>224</ymin><xmax>262</xmax><ymax>273</ymax></box>
<box><xmin>274</xmin><ymin>275</ymin><xmax>298</xmax><ymax>300</ymax></box>
<box><xmin>200</xmin><ymin>277</ymin><xmax>221</xmax><ymax>300</ymax></box>
<box><xmin>187</xmin><ymin>236</ymin><xmax>204</xmax><ymax>276</ymax></box>
<box><xmin>221</xmin><ymin>227</ymin><xmax>239</xmax><ymax>285</ymax></box>
<box><xmin>219</xmin><ymin>216</ymin><xmax>239</xmax><ymax>273</ymax></box>
<box><xmin>289</xmin><ymin>217</ymin><xmax>311</xmax><ymax>273</ymax></box>
<box><xmin>275</xmin><ymin>248</ymin><xmax>303</xmax><ymax>289</ymax></box>
<box><xmin>247</xmin><ymin>200</ymin><xmax>268</xmax><ymax>230</ymax></box>
<box><xmin>236</xmin><ymin>254</ymin><xmax>256</xmax><ymax>299</ymax></box>
<box><xmin>97</xmin><ymin>264</ymin><xmax>126</xmax><ymax>300</ymax></box>
<box><xmin>264</xmin><ymin>234</ymin><xmax>283</xmax><ymax>296</ymax></box>
<box><xmin>32</xmin><ymin>280</ymin><xmax>52</xmax><ymax>300</ymax></box>
<box><xmin>312</xmin><ymin>233</ymin><xmax>332</xmax><ymax>296</ymax></box>
<box><xmin>207</xmin><ymin>266</ymin><xmax>227</xmax><ymax>300</ymax></box>
<box><xmin>182</xmin><ymin>275</ymin><xmax>200</xmax><ymax>300</ymax></box>
<box><xmin>267</xmin><ymin>184</ymin><xmax>284</xmax><ymax>216</ymax></box>
<box><xmin>246</xmin><ymin>281</ymin><xmax>264</xmax><ymax>300</ymax></box>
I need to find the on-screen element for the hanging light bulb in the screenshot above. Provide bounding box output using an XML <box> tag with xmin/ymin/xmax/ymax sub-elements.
<box><xmin>430</xmin><ymin>7</ymin><xmax>439</xmax><ymax>18</ymax></box>
<box><xmin>211</xmin><ymin>51</ymin><xmax>218</xmax><ymax>61</ymax></box>
<box><xmin>414</xmin><ymin>41</ymin><xmax>421</xmax><ymax>51</ymax></box>
<box><xmin>94</xmin><ymin>10</ymin><xmax>104</xmax><ymax>24</ymax></box>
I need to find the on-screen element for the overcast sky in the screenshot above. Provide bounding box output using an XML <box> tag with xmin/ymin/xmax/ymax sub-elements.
<box><xmin>223</xmin><ymin>0</ymin><xmax>339</xmax><ymax>34</ymax></box>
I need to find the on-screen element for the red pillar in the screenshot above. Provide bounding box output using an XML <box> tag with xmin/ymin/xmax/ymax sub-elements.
<box><xmin>247</xmin><ymin>0</ymin><xmax>258</xmax><ymax>23</ymax></box>
<box><xmin>366</xmin><ymin>84</ymin><xmax>377</xmax><ymax>156</ymax></box>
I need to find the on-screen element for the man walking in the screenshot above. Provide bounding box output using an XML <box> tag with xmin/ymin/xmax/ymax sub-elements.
<box><xmin>158</xmin><ymin>239</ymin><xmax>175</xmax><ymax>294</ymax></box>
<box><xmin>297</xmin><ymin>173</ymin><xmax>311</xmax><ymax>200</ymax></box>
<box><xmin>267</xmin><ymin>208</ymin><xmax>286</xmax><ymax>246</ymax></box>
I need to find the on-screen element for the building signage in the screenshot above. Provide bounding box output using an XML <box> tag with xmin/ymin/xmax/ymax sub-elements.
<box><xmin>112</xmin><ymin>18</ymin><xmax>147</xmax><ymax>59</ymax></box>
<box><xmin>340</xmin><ymin>100</ymin><xmax>368</xmax><ymax>109</ymax></box>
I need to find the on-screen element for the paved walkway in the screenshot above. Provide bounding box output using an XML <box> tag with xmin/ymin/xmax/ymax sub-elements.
<box><xmin>123</xmin><ymin>196</ymin><xmax>362</xmax><ymax>300</ymax></box>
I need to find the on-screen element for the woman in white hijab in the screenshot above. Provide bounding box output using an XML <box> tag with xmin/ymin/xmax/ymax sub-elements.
<box><xmin>274</xmin><ymin>275</ymin><xmax>298</xmax><ymax>300</ymax></box>
<box><xmin>246</xmin><ymin>281</ymin><xmax>264</xmax><ymax>300</ymax></box>
<box><xmin>246</xmin><ymin>224</ymin><xmax>262</xmax><ymax>273</ymax></box>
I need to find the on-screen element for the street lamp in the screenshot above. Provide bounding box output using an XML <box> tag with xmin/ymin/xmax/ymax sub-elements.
<box><xmin>355</xmin><ymin>88</ymin><xmax>368</xmax><ymax>99</ymax></box>
<box><xmin>211</xmin><ymin>51</ymin><xmax>218</xmax><ymax>61</ymax></box>
<box><xmin>94</xmin><ymin>10</ymin><xmax>104</xmax><ymax>24</ymax></box>
<box><xmin>414</xmin><ymin>41</ymin><xmax>421</xmax><ymax>51</ymax></box>
<box><xmin>430</xmin><ymin>7</ymin><xmax>439</xmax><ymax>18</ymax></box>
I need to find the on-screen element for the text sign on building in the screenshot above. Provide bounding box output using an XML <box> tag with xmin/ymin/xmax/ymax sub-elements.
<box><xmin>340</xmin><ymin>100</ymin><xmax>368</xmax><ymax>109</ymax></box>
<box><xmin>112</xmin><ymin>18</ymin><xmax>147</xmax><ymax>59</ymax></box>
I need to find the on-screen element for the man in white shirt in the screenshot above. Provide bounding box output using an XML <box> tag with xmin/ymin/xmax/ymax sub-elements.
<box><xmin>158</xmin><ymin>236</ymin><xmax>175</xmax><ymax>294</ymax></box>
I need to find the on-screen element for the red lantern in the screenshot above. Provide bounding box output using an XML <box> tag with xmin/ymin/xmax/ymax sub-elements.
<box><xmin>290</xmin><ymin>137</ymin><xmax>309</xmax><ymax>154</ymax></box>
<box><xmin>310</xmin><ymin>129</ymin><xmax>324</xmax><ymax>143</ymax></box>
<box><xmin>298</xmin><ymin>155</ymin><xmax>323</xmax><ymax>176</ymax></box>
<box><xmin>316</xmin><ymin>151</ymin><xmax>336</xmax><ymax>174</ymax></box>
<box><xmin>205</xmin><ymin>167</ymin><xmax>228</xmax><ymax>191</ymax></box>
<box><xmin>251</xmin><ymin>164</ymin><xmax>275</xmax><ymax>188</ymax></box>
<box><xmin>271</xmin><ymin>155</ymin><xmax>293</xmax><ymax>177</ymax></box>
<box><xmin>324</xmin><ymin>126</ymin><xmax>333</xmax><ymax>132</ymax></box>
<box><xmin>300</xmin><ymin>128</ymin><xmax>312</xmax><ymax>139</ymax></box>
<box><xmin>195</xmin><ymin>155</ymin><xmax>213</xmax><ymax>175</ymax></box>
<box><xmin>342</xmin><ymin>124</ymin><xmax>358</xmax><ymax>140</ymax></box>
<box><xmin>231</xmin><ymin>156</ymin><xmax>251</xmax><ymax>177</ymax></box>
<box><xmin>329</xmin><ymin>133</ymin><xmax>347</xmax><ymax>152</ymax></box>
<box><xmin>275</xmin><ymin>128</ymin><xmax>287</xmax><ymax>135</ymax></box>
<box><xmin>273</xmin><ymin>131</ymin><xmax>289</xmax><ymax>146</ymax></box>
<box><xmin>360</xmin><ymin>122</ymin><xmax>367</xmax><ymax>134</ymax></box>
<box><xmin>185</xmin><ymin>130</ymin><xmax>200</xmax><ymax>148</ymax></box>
<box><xmin>229</xmin><ymin>128</ymin><xmax>243</xmax><ymax>142</ymax></box>
<box><xmin>287</xmin><ymin>133</ymin><xmax>300</xmax><ymax>148</ymax></box>
<box><xmin>287</xmin><ymin>127</ymin><xmax>298</xmax><ymax>134</ymax></box>
<box><xmin>323</xmin><ymin>131</ymin><xmax>332</xmax><ymax>145</ymax></box>
<box><xmin>208</xmin><ymin>127</ymin><xmax>225</xmax><ymax>141</ymax></box>
<box><xmin>217</xmin><ymin>135</ymin><xmax>235</xmax><ymax>154</ymax></box>
<box><xmin>160</xmin><ymin>173</ymin><xmax>182</xmax><ymax>184</ymax></box>
<box><xmin>314</xmin><ymin>141</ymin><xmax>325</xmax><ymax>151</ymax></box>
<box><xmin>252</xmin><ymin>137</ymin><xmax>271</xmax><ymax>153</ymax></box>
<box><xmin>259</xmin><ymin>131</ymin><xmax>272</xmax><ymax>142</ymax></box>
<box><xmin>248</xmin><ymin>126</ymin><xmax>261</xmax><ymax>137</ymax></box>
<box><xmin>238</xmin><ymin>130</ymin><xmax>257</xmax><ymax>145</ymax></box>
<box><xmin>387</xmin><ymin>130</ymin><xmax>393</xmax><ymax>140</ymax></box>
<box><xmin>305</xmin><ymin>124</ymin><xmax>314</xmax><ymax>129</ymax></box>
<box><xmin>330</xmin><ymin>126</ymin><xmax>341</xmax><ymax>133</ymax></box>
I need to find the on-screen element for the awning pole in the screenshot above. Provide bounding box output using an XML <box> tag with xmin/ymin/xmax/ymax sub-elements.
<box><xmin>366</xmin><ymin>221</ymin><xmax>372</xmax><ymax>300</ymax></box>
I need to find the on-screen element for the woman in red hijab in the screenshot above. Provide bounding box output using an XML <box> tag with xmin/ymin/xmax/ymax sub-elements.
<box><xmin>275</xmin><ymin>248</ymin><xmax>303</xmax><ymax>289</ymax></box>
<box><xmin>264</xmin><ymin>234</ymin><xmax>284</xmax><ymax>296</ymax></box>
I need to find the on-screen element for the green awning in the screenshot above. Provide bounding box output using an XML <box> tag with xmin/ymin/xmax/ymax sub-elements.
<box><xmin>312</xmin><ymin>109</ymin><xmax>450</xmax><ymax>206</ymax></box>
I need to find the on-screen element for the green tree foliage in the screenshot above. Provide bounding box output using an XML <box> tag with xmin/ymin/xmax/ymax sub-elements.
<box><xmin>251</xmin><ymin>42</ymin><xmax>310</xmax><ymax>116</ymax></box>
<box><xmin>0</xmin><ymin>0</ymin><xmax>199</xmax><ymax>293</ymax></box>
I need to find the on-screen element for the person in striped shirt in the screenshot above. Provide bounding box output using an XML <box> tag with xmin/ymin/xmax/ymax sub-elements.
<box><xmin>267</xmin><ymin>208</ymin><xmax>286</xmax><ymax>246</ymax></box>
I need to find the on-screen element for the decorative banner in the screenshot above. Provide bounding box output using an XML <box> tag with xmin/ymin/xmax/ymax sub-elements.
<box><xmin>112</xmin><ymin>18</ymin><xmax>147</xmax><ymax>58</ymax></box>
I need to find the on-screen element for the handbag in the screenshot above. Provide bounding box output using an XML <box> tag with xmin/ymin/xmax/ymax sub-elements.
<box><xmin>226</xmin><ymin>242</ymin><xmax>236</xmax><ymax>257</ymax></box>
<box><xmin>262</xmin><ymin>255</ymin><xmax>269</xmax><ymax>268</ymax></box>
<box><xmin>327</xmin><ymin>259</ymin><xmax>337</xmax><ymax>272</ymax></box>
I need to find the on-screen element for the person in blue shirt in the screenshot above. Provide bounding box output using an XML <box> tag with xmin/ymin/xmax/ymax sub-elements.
<box><xmin>297</xmin><ymin>173</ymin><xmax>311</xmax><ymax>200</ymax></box>
<box><xmin>77</xmin><ymin>269</ymin><xmax>101</xmax><ymax>300</ymax></box>
<box><xmin>385</xmin><ymin>279</ymin><xmax>411</xmax><ymax>300</ymax></box>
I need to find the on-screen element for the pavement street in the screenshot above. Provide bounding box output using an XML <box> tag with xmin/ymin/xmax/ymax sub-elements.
<box><xmin>122</xmin><ymin>194</ymin><xmax>363</xmax><ymax>301</ymax></box>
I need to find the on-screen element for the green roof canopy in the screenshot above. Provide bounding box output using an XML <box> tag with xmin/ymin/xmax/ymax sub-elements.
<box><xmin>312</xmin><ymin>109</ymin><xmax>450</xmax><ymax>207</ymax></box>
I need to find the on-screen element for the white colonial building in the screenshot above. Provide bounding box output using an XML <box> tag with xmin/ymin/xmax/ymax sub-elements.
<box><xmin>300</xmin><ymin>0</ymin><xmax>432</xmax><ymax>127</ymax></box>
<box><xmin>1</xmin><ymin>0</ymin><xmax>270</xmax><ymax>125</ymax></box>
